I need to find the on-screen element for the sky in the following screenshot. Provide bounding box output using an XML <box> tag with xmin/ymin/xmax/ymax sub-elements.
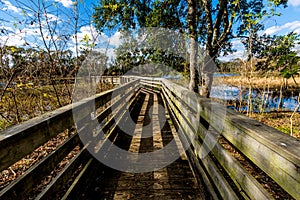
<box><xmin>0</xmin><ymin>0</ymin><xmax>300</xmax><ymax>62</ymax></box>
<box><xmin>0</xmin><ymin>0</ymin><xmax>121</xmax><ymax>61</ymax></box>
<box><xmin>221</xmin><ymin>0</ymin><xmax>300</xmax><ymax>61</ymax></box>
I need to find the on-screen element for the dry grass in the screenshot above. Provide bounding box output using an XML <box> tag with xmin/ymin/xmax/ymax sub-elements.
<box><xmin>0</xmin><ymin>84</ymin><xmax>73</xmax><ymax>130</ymax></box>
<box><xmin>249</xmin><ymin>112</ymin><xmax>300</xmax><ymax>139</ymax></box>
<box><xmin>0</xmin><ymin>129</ymin><xmax>76</xmax><ymax>190</ymax></box>
<box><xmin>217</xmin><ymin>75</ymin><xmax>300</xmax><ymax>90</ymax></box>
<box><xmin>0</xmin><ymin>83</ymin><xmax>114</xmax><ymax>130</ymax></box>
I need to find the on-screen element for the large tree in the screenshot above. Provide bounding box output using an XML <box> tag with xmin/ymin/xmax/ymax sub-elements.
<box><xmin>93</xmin><ymin>0</ymin><xmax>288</xmax><ymax>97</ymax></box>
<box><xmin>197</xmin><ymin>0</ymin><xmax>287</xmax><ymax>97</ymax></box>
<box><xmin>255</xmin><ymin>32</ymin><xmax>300</xmax><ymax>85</ymax></box>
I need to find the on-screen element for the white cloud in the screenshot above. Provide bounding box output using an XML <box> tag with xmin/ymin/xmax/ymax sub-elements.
<box><xmin>231</xmin><ymin>39</ymin><xmax>244</xmax><ymax>48</ymax></box>
<box><xmin>54</xmin><ymin>0</ymin><xmax>75</xmax><ymax>8</ymax></box>
<box><xmin>0</xmin><ymin>32</ymin><xmax>26</xmax><ymax>46</ymax></box>
<box><xmin>23</xmin><ymin>27</ymin><xmax>44</xmax><ymax>38</ymax></box>
<box><xmin>0</xmin><ymin>23</ymin><xmax>40</xmax><ymax>47</ymax></box>
<box><xmin>2</xmin><ymin>0</ymin><xmax>21</xmax><ymax>13</ymax></box>
<box><xmin>264</xmin><ymin>21</ymin><xmax>300</xmax><ymax>35</ymax></box>
<box><xmin>95</xmin><ymin>48</ymin><xmax>117</xmax><ymax>61</ymax></box>
<box><xmin>0</xmin><ymin>26</ymin><xmax>14</xmax><ymax>32</ymax></box>
<box><xmin>0</xmin><ymin>21</ymin><xmax>123</xmax><ymax>62</ymax></box>
<box><xmin>43</xmin><ymin>13</ymin><xmax>60</xmax><ymax>22</ymax></box>
<box><xmin>69</xmin><ymin>25</ymin><xmax>104</xmax><ymax>54</ymax></box>
<box><xmin>70</xmin><ymin>25</ymin><xmax>123</xmax><ymax>49</ymax></box>
<box><xmin>0</xmin><ymin>23</ymin><xmax>60</xmax><ymax>48</ymax></box>
<box><xmin>288</xmin><ymin>0</ymin><xmax>300</xmax><ymax>7</ymax></box>
<box><xmin>67</xmin><ymin>26</ymin><xmax>124</xmax><ymax>62</ymax></box>
<box><xmin>295</xmin><ymin>28</ymin><xmax>300</xmax><ymax>34</ymax></box>
<box><xmin>219</xmin><ymin>39</ymin><xmax>246</xmax><ymax>61</ymax></box>
<box><xmin>71</xmin><ymin>25</ymin><xmax>103</xmax><ymax>44</ymax></box>
<box><xmin>108</xmin><ymin>31</ymin><xmax>122</xmax><ymax>47</ymax></box>
<box><xmin>264</xmin><ymin>26</ymin><xmax>280</xmax><ymax>35</ymax></box>
<box><xmin>219</xmin><ymin>51</ymin><xmax>246</xmax><ymax>62</ymax></box>
<box><xmin>95</xmin><ymin>31</ymin><xmax>123</xmax><ymax>61</ymax></box>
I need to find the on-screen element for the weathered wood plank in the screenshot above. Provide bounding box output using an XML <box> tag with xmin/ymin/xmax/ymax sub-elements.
<box><xmin>0</xmin><ymin>134</ymin><xmax>80</xmax><ymax>199</ymax></box>
<box><xmin>159</xmin><ymin>81</ymin><xmax>300</xmax><ymax>199</ymax></box>
<box><xmin>35</xmin><ymin>148</ymin><xmax>91</xmax><ymax>200</ymax></box>
<box><xmin>160</xmin><ymin>78</ymin><xmax>300</xmax><ymax>199</ymax></box>
<box><xmin>63</xmin><ymin>90</ymin><xmax>205</xmax><ymax>200</ymax></box>
<box><xmin>0</xmin><ymin>106</ymin><xmax>74</xmax><ymax>172</ymax></box>
<box><xmin>72</xmin><ymin>79</ymin><xmax>139</xmax><ymax>123</ymax></box>
<box><xmin>161</xmin><ymin>79</ymin><xmax>200</xmax><ymax>114</ymax></box>
<box><xmin>164</xmin><ymin>82</ymin><xmax>274</xmax><ymax>199</ymax></box>
<box><xmin>140</xmin><ymin>79</ymin><xmax>162</xmax><ymax>87</ymax></box>
<box><xmin>2</xmin><ymin>76</ymin><xmax>299</xmax><ymax>199</ymax></box>
<box><xmin>61</xmin><ymin>158</ymin><xmax>93</xmax><ymax>200</ymax></box>
<box><xmin>198</xmin><ymin>125</ymin><xmax>274</xmax><ymax>200</ymax></box>
<box><xmin>164</xmin><ymin>96</ymin><xmax>219</xmax><ymax>200</ymax></box>
<box><xmin>162</xmin><ymin>85</ymin><xmax>198</xmax><ymax>132</ymax></box>
<box><xmin>166</xmin><ymin>97</ymin><xmax>273</xmax><ymax>199</ymax></box>
<box><xmin>0</xmin><ymin>80</ymin><xmax>139</xmax><ymax>172</ymax></box>
<box><xmin>166</xmin><ymin>99</ymin><xmax>238</xmax><ymax>200</ymax></box>
<box><xmin>161</xmin><ymin>86</ymin><xmax>196</xmax><ymax>145</ymax></box>
<box><xmin>79</xmin><ymin>88</ymin><xmax>142</xmax><ymax>155</ymax></box>
<box><xmin>140</xmin><ymin>81</ymin><xmax>161</xmax><ymax>91</ymax></box>
<box><xmin>201</xmin><ymin>106</ymin><xmax>300</xmax><ymax>199</ymax></box>
<box><xmin>162</xmin><ymin>83</ymin><xmax>229</xmax><ymax>198</ymax></box>
<box><xmin>194</xmin><ymin>143</ymin><xmax>239</xmax><ymax>200</ymax></box>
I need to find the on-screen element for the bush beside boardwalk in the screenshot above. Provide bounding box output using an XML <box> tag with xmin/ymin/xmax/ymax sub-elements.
<box><xmin>0</xmin><ymin>82</ymin><xmax>114</xmax><ymax>131</ymax></box>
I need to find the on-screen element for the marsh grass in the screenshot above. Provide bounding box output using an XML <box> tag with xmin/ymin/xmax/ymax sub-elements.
<box><xmin>214</xmin><ymin>75</ymin><xmax>300</xmax><ymax>139</ymax></box>
<box><xmin>0</xmin><ymin>82</ymin><xmax>114</xmax><ymax>130</ymax></box>
<box><xmin>218</xmin><ymin>75</ymin><xmax>300</xmax><ymax>90</ymax></box>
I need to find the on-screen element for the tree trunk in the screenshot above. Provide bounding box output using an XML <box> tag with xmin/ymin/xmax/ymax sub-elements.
<box><xmin>200</xmin><ymin>54</ymin><xmax>215</xmax><ymax>98</ymax></box>
<box><xmin>189</xmin><ymin>38</ymin><xmax>199</xmax><ymax>92</ymax></box>
<box><xmin>187</xmin><ymin>0</ymin><xmax>199</xmax><ymax>93</ymax></box>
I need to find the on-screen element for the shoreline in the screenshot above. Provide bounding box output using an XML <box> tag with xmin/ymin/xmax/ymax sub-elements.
<box><xmin>216</xmin><ymin>75</ymin><xmax>300</xmax><ymax>89</ymax></box>
<box><xmin>212</xmin><ymin>75</ymin><xmax>300</xmax><ymax>139</ymax></box>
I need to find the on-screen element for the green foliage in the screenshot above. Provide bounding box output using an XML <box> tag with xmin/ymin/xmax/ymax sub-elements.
<box><xmin>80</xmin><ymin>34</ymin><xmax>96</xmax><ymax>54</ymax></box>
<box><xmin>113</xmin><ymin>47</ymin><xmax>186</xmax><ymax>75</ymax></box>
<box><xmin>255</xmin><ymin>32</ymin><xmax>300</xmax><ymax>79</ymax></box>
<box><xmin>93</xmin><ymin>0</ymin><xmax>187</xmax><ymax>31</ymax></box>
<box><xmin>110</xmin><ymin>28</ymin><xmax>188</xmax><ymax>75</ymax></box>
<box><xmin>0</xmin><ymin>45</ymin><xmax>81</xmax><ymax>81</ymax></box>
<box><xmin>94</xmin><ymin>0</ymin><xmax>288</xmax><ymax>58</ymax></box>
<box><xmin>217</xmin><ymin>58</ymin><xmax>243</xmax><ymax>73</ymax></box>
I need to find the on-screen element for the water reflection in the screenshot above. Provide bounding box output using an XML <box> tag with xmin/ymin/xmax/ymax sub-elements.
<box><xmin>210</xmin><ymin>85</ymin><xmax>300</xmax><ymax>112</ymax></box>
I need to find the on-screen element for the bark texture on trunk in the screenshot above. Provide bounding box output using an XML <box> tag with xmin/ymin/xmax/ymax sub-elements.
<box><xmin>189</xmin><ymin>38</ymin><xmax>199</xmax><ymax>93</ymax></box>
<box><xmin>187</xmin><ymin>0</ymin><xmax>199</xmax><ymax>93</ymax></box>
<box><xmin>200</xmin><ymin>55</ymin><xmax>215</xmax><ymax>98</ymax></box>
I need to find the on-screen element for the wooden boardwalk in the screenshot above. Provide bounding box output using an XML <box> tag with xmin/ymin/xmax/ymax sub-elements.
<box><xmin>1</xmin><ymin>77</ymin><xmax>299</xmax><ymax>200</ymax></box>
<box><xmin>66</xmin><ymin>88</ymin><xmax>206</xmax><ymax>199</ymax></box>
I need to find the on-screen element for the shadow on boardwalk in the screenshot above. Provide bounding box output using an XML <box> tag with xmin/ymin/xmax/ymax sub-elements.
<box><xmin>67</xmin><ymin>88</ymin><xmax>207</xmax><ymax>199</ymax></box>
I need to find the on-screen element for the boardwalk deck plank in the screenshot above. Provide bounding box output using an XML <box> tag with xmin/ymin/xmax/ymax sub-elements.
<box><xmin>66</xmin><ymin>90</ymin><xmax>205</xmax><ymax>200</ymax></box>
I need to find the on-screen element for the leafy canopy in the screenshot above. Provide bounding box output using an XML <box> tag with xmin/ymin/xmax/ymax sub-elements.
<box><xmin>256</xmin><ymin>32</ymin><xmax>300</xmax><ymax>79</ymax></box>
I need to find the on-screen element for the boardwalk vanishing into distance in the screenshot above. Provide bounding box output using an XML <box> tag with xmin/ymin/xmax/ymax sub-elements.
<box><xmin>0</xmin><ymin>76</ymin><xmax>299</xmax><ymax>200</ymax></box>
<box><xmin>67</xmin><ymin>88</ymin><xmax>206</xmax><ymax>199</ymax></box>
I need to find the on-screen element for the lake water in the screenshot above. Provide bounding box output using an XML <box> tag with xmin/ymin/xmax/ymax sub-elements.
<box><xmin>210</xmin><ymin>84</ymin><xmax>300</xmax><ymax>112</ymax></box>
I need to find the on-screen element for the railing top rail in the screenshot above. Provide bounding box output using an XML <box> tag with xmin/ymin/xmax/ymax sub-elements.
<box><xmin>0</xmin><ymin>79</ymin><xmax>139</xmax><ymax>172</ymax></box>
<box><xmin>141</xmin><ymin>77</ymin><xmax>300</xmax><ymax>162</ymax></box>
<box><xmin>141</xmin><ymin>76</ymin><xmax>300</xmax><ymax>199</ymax></box>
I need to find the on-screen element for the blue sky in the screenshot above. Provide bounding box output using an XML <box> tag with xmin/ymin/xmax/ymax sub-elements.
<box><xmin>0</xmin><ymin>0</ymin><xmax>121</xmax><ymax>58</ymax></box>
<box><xmin>221</xmin><ymin>0</ymin><xmax>300</xmax><ymax>61</ymax></box>
<box><xmin>0</xmin><ymin>0</ymin><xmax>300</xmax><ymax>61</ymax></box>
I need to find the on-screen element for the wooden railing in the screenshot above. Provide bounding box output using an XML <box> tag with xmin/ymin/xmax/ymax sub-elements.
<box><xmin>0</xmin><ymin>77</ymin><xmax>138</xmax><ymax>199</ymax></box>
<box><xmin>0</xmin><ymin>76</ymin><xmax>123</xmax><ymax>89</ymax></box>
<box><xmin>141</xmin><ymin>77</ymin><xmax>300</xmax><ymax>200</ymax></box>
<box><xmin>0</xmin><ymin>76</ymin><xmax>299</xmax><ymax>199</ymax></box>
